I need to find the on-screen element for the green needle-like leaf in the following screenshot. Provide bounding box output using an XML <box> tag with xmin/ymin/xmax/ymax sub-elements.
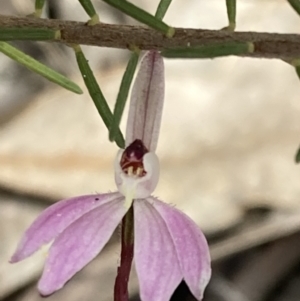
<box><xmin>0</xmin><ymin>42</ymin><xmax>82</xmax><ymax>94</ymax></box>
<box><xmin>162</xmin><ymin>42</ymin><xmax>254</xmax><ymax>59</ymax></box>
<box><xmin>35</xmin><ymin>0</ymin><xmax>46</xmax><ymax>17</ymax></box>
<box><xmin>74</xmin><ymin>45</ymin><xmax>125</xmax><ymax>148</ymax></box>
<box><xmin>109</xmin><ymin>51</ymin><xmax>139</xmax><ymax>142</ymax></box>
<box><xmin>155</xmin><ymin>0</ymin><xmax>173</xmax><ymax>20</ymax></box>
<box><xmin>295</xmin><ymin>145</ymin><xmax>300</xmax><ymax>163</ymax></box>
<box><xmin>281</xmin><ymin>59</ymin><xmax>300</xmax><ymax>84</ymax></box>
<box><xmin>287</xmin><ymin>0</ymin><xmax>300</xmax><ymax>16</ymax></box>
<box><xmin>295</xmin><ymin>66</ymin><xmax>300</xmax><ymax>79</ymax></box>
<box><xmin>226</xmin><ymin>0</ymin><xmax>236</xmax><ymax>30</ymax></box>
<box><xmin>0</xmin><ymin>28</ymin><xmax>60</xmax><ymax>41</ymax></box>
<box><xmin>78</xmin><ymin>0</ymin><xmax>100</xmax><ymax>25</ymax></box>
<box><xmin>102</xmin><ymin>0</ymin><xmax>175</xmax><ymax>37</ymax></box>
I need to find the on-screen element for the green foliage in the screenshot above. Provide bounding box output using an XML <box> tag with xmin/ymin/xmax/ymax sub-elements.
<box><xmin>162</xmin><ymin>42</ymin><xmax>254</xmax><ymax>58</ymax></box>
<box><xmin>287</xmin><ymin>0</ymin><xmax>300</xmax><ymax>16</ymax></box>
<box><xmin>0</xmin><ymin>41</ymin><xmax>82</xmax><ymax>94</ymax></box>
<box><xmin>110</xmin><ymin>51</ymin><xmax>139</xmax><ymax>143</ymax></box>
<box><xmin>102</xmin><ymin>0</ymin><xmax>174</xmax><ymax>37</ymax></box>
<box><xmin>74</xmin><ymin>45</ymin><xmax>125</xmax><ymax>148</ymax></box>
<box><xmin>226</xmin><ymin>0</ymin><xmax>236</xmax><ymax>30</ymax></box>
<box><xmin>155</xmin><ymin>0</ymin><xmax>173</xmax><ymax>20</ymax></box>
<box><xmin>78</xmin><ymin>0</ymin><xmax>100</xmax><ymax>24</ymax></box>
<box><xmin>295</xmin><ymin>146</ymin><xmax>300</xmax><ymax>163</ymax></box>
<box><xmin>34</xmin><ymin>0</ymin><xmax>46</xmax><ymax>17</ymax></box>
<box><xmin>0</xmin><ymin>28</ymin><xmax>60</xmax><ymax>40</ymax></box>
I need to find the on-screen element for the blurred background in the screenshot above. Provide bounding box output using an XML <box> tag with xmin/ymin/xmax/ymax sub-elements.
<box><xmin>1</xmin><ymin>0</ymin><xmax>300</xmax><ymax>300</ymax></box>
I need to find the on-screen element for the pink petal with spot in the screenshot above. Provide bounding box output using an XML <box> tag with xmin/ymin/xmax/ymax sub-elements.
<box><xmin>134</xmin><ymin>199</ymin><xmax>182</xmax><ymax>301</ymax></box>
<box><xmin>38</xmin><ymin>196</ymin><xmax>126</xmax><ymax>296</ymax></box>
<box><xmin>150</xmin><ymin>197</ymin><xmax>211</xmax><ymax>300</ymax></box>
<box><xmin>11</xmin><ymin>192</ymin><xmax>120</xmax><ymax>262</ymax></box>
<box><xmin>126</xmin><ymin>51</ymin><xmax>164</xmax><ymax>152</ymax></box>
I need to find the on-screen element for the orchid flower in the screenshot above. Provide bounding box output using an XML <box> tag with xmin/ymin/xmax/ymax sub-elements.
<box><xmin>10</xmin><ymin>51</ymin><xmax>211</xmax><ymax>301</ymax></box>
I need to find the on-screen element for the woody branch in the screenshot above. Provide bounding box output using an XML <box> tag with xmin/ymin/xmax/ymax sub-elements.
<box><xmin>1</xmin><ymin>15</ymin><xmax>300</xmax><ymax>60</ymax></box>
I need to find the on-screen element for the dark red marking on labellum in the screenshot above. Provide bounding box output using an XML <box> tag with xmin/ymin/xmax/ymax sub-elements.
<box><xmin>120</xmin><ymin>139</ymin><xmax>148</xmax><ymax>177</ymax></box>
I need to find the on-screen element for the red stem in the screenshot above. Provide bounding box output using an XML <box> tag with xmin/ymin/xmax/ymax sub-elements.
<box><xmin>114</xmin><ymin>206</ymin><xmax>134</xmax><ymax>301</ymax></box>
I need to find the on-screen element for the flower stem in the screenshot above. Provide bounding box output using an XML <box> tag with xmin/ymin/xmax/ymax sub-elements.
<box><xmin>114</xmin><ymin>206</ymin><xmax>134</xmax><ymax>301</ymax></box>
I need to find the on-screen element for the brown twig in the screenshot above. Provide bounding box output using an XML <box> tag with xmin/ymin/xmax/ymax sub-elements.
<box><xmin>1</xmin><ymin>15</ymin><xmax>300</xmax><ymax>60</ymax></box>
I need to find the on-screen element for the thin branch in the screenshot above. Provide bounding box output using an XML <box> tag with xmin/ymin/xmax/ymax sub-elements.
<box><xmin>1</xmin><ymin>15</ymin><xmax>300</xmax><ymax>60</ymax></box>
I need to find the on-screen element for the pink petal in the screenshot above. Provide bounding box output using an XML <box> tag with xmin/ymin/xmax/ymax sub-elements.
<box><xmin>38</xmin><ymin>196</ymin><xmax>126</xmax><ymax>296</ymax></box>
<box><xmin>126</xmin><ymin>51</ymin><xmax>165</xmax><ymax>152</ymax></box>
<box><xmin>150</xmin><ymin>197</ymin><xmax>211</xmax><ymax>300</ymax></box>
<box><xmin>134</xmin><ymin>199</ymin><xmax>182</xmax><ymax>301</ymax></box>
<box><xmin>11</xmin><ymin>192</ymin><xmax>120</xmax><ymax>262</ymax></box>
